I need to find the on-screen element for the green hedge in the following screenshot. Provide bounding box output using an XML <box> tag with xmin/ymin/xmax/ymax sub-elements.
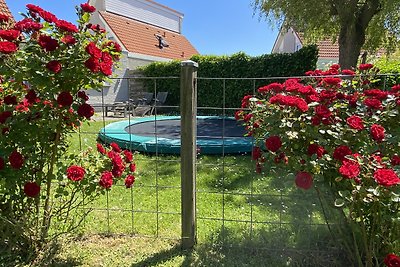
<box><xmin>374</xmin><ymin>59</ymin><xmax>400</xmax><ymax>89</ymax></box>
<box><xmin>139</xmin><ymin>45</ymin><xmax>318</xmax><ymax>113</ymax></box>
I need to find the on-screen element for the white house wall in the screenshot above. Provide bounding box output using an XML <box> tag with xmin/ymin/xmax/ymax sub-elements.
<box><xmin>106</xmin><ymin>0</ymin><xmax>182</xmax><ymax>33</ymax></box>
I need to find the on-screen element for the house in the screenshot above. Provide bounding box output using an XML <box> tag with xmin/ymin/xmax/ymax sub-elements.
<box><xmin>0</xmin><ymin>0</ymin><xmax>14</xmax><ymax>21</ymax></box>
<box><xmin>87</xmin><ymin>0</ymin><xmax>199</xmax><ymax>106</ymax></box>
<box><xmin>272</xmin><ymin>27</ymin><xmax>339</xmax><ymax>69</ymax></box>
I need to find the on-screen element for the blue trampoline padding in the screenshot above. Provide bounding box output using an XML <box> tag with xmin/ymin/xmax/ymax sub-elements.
<box><xmin>98</xmin><ymin>116</ymin><xmax>254</xmax><ymax>155</ymax></box>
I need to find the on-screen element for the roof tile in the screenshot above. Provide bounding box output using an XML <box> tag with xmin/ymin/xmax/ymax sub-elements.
<box><xmin>0</xmin><ymin>0</ymin><xmax>14</xmax><ymax>20</ymax></box>
<box><xmin>100</xmin><ymin>11</ymin><xmax>198</xmax><ymax>60</ymax></box>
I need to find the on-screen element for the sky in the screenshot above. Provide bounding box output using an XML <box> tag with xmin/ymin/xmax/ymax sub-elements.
<box><xmin>6</xmin><ymin>0</ymin><xmax>279</xmax><ymax>56</ymax></box>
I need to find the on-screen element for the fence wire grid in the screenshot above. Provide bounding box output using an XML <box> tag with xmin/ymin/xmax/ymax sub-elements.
<box><xmin>74</xmin><ymin>72</ymin><xmax>399</xmax><ymax>265</ymax></box>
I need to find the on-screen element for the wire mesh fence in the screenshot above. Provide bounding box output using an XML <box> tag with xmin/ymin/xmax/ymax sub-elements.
<box><xmin>74</xmin><ymin>70</ymin><xmax>399</xmax><ymax>264</ymax></box>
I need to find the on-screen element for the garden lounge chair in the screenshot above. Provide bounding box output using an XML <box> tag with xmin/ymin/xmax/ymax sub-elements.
<box><xmin>132</xmin><ymin>92</ymin><xmax>154</xmax><ymax>116</ymax></box>
<box><xmin>149</xmin><ymin>91</ymin><xmax>168</xmax><ymax>115</ymax></box>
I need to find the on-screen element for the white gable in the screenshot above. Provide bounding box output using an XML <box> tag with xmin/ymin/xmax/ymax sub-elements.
<box><xmin>272</xmin><ymin>27</ymin><xmax>302</xmax><ymax>54</ymax></box>
<box><xmin>105</xmin><ymin>0</ymin><xmax>182</xmax><ymax>33</ymax></box>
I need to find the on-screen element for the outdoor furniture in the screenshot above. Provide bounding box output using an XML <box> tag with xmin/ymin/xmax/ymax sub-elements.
<box><xmin>102</xmin><ymin>102</ymin><xmax>127</xmax><ymax>117</ymax></box>
<box><xmin>132</xmin><ymin>92</ymin><xmax>154</xmax><ymax>116</ymax></box>
<box><xmin>149</xmin><ymin>91</ymin><xmax>168</xmax><ymax>115</ymax></box>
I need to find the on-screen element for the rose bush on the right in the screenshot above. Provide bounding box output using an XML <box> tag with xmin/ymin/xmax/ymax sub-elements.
<box><xmin>237</xmin><ymin>64</ymin><xmax>400</xmax><ymax>266</ymax></box>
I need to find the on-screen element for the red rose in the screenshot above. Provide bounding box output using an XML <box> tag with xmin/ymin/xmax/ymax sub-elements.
<box><xmin>86</xmin><ymin>42</ymin><xmax>102</xmax><ymax>58</ymax></box>
<box><xmin>391</xmin><ymin>155</ymin><xmax>400</xmax><ymax>166</ymax></box>
<box><xmin>66</xmin><ymin>165</ymin><xmax>86</xmax><ymax>181</ymax></box>
<box><xmin>342</xmin><ymin>69</ymin><xmax>355</xmax><ymax>75</ymax></box>
<box><xmin>26</xmin><ymin>4</ymin><xmax>44</xmax><ymax>13</ymax></box>
<box><xmin>307</xmin><ymin>144</ymin><xmax>326</xmax><ymax>158</ymax></box>
<box><xmin>346</xmin><ymin>115</ymin><xmax>364</xmax><ymax>130</ymax></box>
<box><xmin>333</xmin><ymin>145</ymin><xmax>352</xmax><ymax>161</ymax></box>
<box><xmin>123</xmin><ymin>150</ymin><xmax>133</xmax><ymax>163</ymax></box>
<box><xmin>129</xmin><ymin>163</ymin><xmax>136</xmax><ymax>172</ymax></box>
<box><xmin>38</xmin><ymin>10</ymin><xmax>58</xmax><ymax>23</ymax></box>
<box><xmin>25</xmin><ymin>89</ymin><xmax>39</xmax><ymax>104</ymax></box>
<box><xmin>61</xmin><ymin>35</ymin><xmax>76</xmax><ymax>45</ymax></box>
<box><xmin>364</xmin><ymin>98</ymin><xmax>382</xmax><ymax>110</ymax></box>
<box><xmin>258</xmin><ymin>82</ymin><xmax>283</xmax><ymax>94</ymax></box>
<box><xmin>38</xmin><ymin>35</ymin><xmax>59</xmax><ymax>52</ymax></box>
<box><xmin>77</xmin><ymin>91</ymin><xmax>89</xmax><ymax>101</ymax></box>
<box><xmin>103</xmin><ymin>40</ymin><xmax>122</xmax><ymax>53</ymax></box>
<box><xmin>4</xmin><ymin>95</ymin><xmax>17</xmax><ymax>105</ymax></box>
<box><xmin>0</xmin><ymin>111</ymin><xmax>12</xmax><ymax>124</ymax></box>
<box><xmin>55</xmin><ymin>20</ymin><xmax>79</xmax><ymax>33</ymax></box>
<box><xmin>358</xmin><ymin>63</ymin><xmax>373</xmax><ymax>70</ymax></box>
<box><xmin>384</xmin><ymin>253</ymin><xmax>400</xmax><ymax>267</ymax></box>
<box><xmin>322</xmin><ymin>77</ymin><xmax>341</xmax><ymax>86</ymax></box>
<box><xmin>112</xmin><ymin>164</ymin><xmax>125</xmax><ymax>178</ymax></box>
<box><xmin>374</xmin><ymin>169</ymin><xmax>400</xmax><ymax>187</ymax></box>
<box><xmin>295</xmin><ymin>172</ymin><xmax>313</xmax><ymax>190</ymax></box>
<box><xmin>46</xmin><ymin>60</ymin><xmax>62</xmax><ymax>73</ymax></box>
<box><xmin>85</xmin><ymin>57</ymin><xmax>100</xmax><ymax>73</ymax></box>
<box><xmin>339</xmin><ymin>160</ymin><xmax>360</xmax><ymax>179</ymax></box>
<box><xmin>57</xmin><ymin>91</ymin><xmax>73</xmax><ymax>107</ymax></box>
<box><xmin>77</xmin><ymin>103</ymin><xmax>94</xmax><ymax>119</ymax></box>
<box><xmin>0</xmin><ymin>41</ymin><xmax>18</xmax><ymax>54</ymax></box>
<box><xmin>252</xmin><ymin>146</ymin><xmax>262</xmax><ymax>160</ymax></box>
<box><xmin>100</xmin><ymin>62</ymin><xmax>113</xmax><ymax>76</ymax></box>
<box><xmin>391</xmin><ymin>84</ymin><xmax>400</xmax><ymax>93</ymax></box>
<box><xmin>99</xmin><ymin>171</ymin><xmax>113</xmax><ymax>189</ymax></box>
<box><xmin>110</xmin><ymin>142</ymin><xmax>121</xmax><ymax>152</ymax></box>
<box><xmin>364</xmin><ymin>89</ymin><xmax>388</xmax><ymax>100</ymax></box>
<box><xmin>14</xmin><ymin>18</ymin><xmax>43</xmax><ymax>32</ymax></box>
<box><xmin>0</xmin><ymin>30</ymin><xmax>21</xmax><ymax>41</ymax></box>
<box><xmin>9</xmin><ymin>150</ymin><xmax>24</xmax><ymax>169</ymax></box>
<box><xmin>80</xmin><ymin>3</ymin><xmax>96</xmax><ymax>13</ymax></box>
<box><xmin>370</xmin><ymin>124</ymin><xmax>385</xmax><ymax>142</ymax></box>
<box><xmin>124</xmin><ymin>174</ymin><xmax>135</xmax><ymax>188</ymax></box>
<box><xmin>0</xmin><ymin>156</ymin><xmax>4</xmax><ymax>170</ymax></box>
<box><xmin>97</xmin><ymin>143</ymin><xmax>106</xmax><ymax>154</ymax></box>
<box><xmin>315</xmin><ymin>105</ymin><xmax>331</xmax><ymax>118</ymax></box>
<box><xmin>265</xmin><ymin>135</ymin><xmax>282</xmax><ymax>152</ymax></box>
<box><xmin>24</xmin><ymin>182</ymin><xmax>40</xmax><ymax>198</ymax></box>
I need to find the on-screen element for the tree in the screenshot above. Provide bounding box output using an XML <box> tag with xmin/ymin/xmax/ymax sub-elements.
<box><xmin>253</xmin><ymin>0</ymin><xmax>400</xmax><ymax>69</ymax></box>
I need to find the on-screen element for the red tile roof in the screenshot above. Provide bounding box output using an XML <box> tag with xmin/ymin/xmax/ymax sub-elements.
<box><xmin>0</xmin><ymin>0</ymin><xmax>14</xmax><ymax>21</ymax></box>
<box><xmin>100</xmin><ymin>11</ymin><xmax>198</xmax><ymax>60</ymax></box>
<box><xmin>296</xmin><ymin>32</ymin><xmax>339</xmax><ymax>59</ymax></box>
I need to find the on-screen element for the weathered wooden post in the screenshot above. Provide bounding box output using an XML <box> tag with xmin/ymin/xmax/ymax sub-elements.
<box><xmin>180</xmin><ymin>60</ymin><xmax>198</xmax><ymax>248</ymax></box>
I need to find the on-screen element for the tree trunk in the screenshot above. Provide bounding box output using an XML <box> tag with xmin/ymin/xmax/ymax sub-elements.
<box><xmin>336</xmin><ymin>0</ymin><xmax>381</xmax><ymax>69</ymax></box>
<box><xmin>338</xmin><ymin>23</ymin><xmax>365</xmax><ymax>69</ymax></box>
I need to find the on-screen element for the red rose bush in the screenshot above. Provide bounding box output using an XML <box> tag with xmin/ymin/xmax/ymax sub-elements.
<box><xmin>0</xmin><ymin>3</ymin><xmax>136</xmax><ymax>256</ymax></box>
<box><xmin>237</xmin><ymin>64</ymin><xmax>399</xmax><ymax>265</ymax></box>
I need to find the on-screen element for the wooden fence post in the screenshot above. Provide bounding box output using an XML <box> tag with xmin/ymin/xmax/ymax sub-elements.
<box><xmin>180</xmin><ymin>60</ymin><xmax>198</xmax><ymax>249</ymax></box>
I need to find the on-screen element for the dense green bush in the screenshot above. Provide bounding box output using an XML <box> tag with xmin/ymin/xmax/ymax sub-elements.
<box><xmin>375</xmin><ymin>59</ymin><xmax>400</xmax><ymax>89</ymax></box>
<box><xmin>139</xmin><ymin>45</ymin><xmax>318</xmax><ymax>114</ymax></box>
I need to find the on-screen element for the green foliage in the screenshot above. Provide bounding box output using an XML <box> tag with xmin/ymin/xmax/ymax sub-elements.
<box><xmin>375</xmin><ymin>59</ymin><xmax>400</xmax><ymax>89</ymax></box>
<box><xmin>237</xmin><ymin>64</ymin><xmax>400</xmax><ymax>265</ymax></box>
<box><xmin>139</xmin><ymin>45</ymin><xmax>318</xmax><ymax>114</ymax></box>
<box><xmin>252</xmin><ymin>0</ymin><xmax>400</xmax><ymax>68</ymax></box>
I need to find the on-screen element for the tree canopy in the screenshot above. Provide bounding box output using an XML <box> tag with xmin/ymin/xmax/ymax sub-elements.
<box><xmin>253</xmin><ymin>0</ymin><xmax>400</xmax><ymax>68</ymax></box>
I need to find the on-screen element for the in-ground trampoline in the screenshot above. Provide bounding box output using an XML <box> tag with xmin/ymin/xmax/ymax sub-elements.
<box><xmin>98</xmin><ymin>116</ymin><xmax>253</xmax><ymax>154</ymax></box>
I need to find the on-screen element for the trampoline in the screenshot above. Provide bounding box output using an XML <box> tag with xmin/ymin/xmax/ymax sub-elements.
<box><xmin>98</xmin><ymin>116</ymin><xmax>253</xmax><ymax>154</ymax></box>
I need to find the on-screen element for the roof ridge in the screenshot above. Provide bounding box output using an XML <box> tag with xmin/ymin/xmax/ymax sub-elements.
<box><xmin>102</xmin><ymin>10</ymin><xmax>180</xmax><ymax>34</ymax></box>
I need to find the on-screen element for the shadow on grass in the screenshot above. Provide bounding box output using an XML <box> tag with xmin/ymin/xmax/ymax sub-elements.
<box><xmin>0</xmin><ymin>240</ymin><xmax>82</xmax><ymax>267</ymax></box>
<box><xmin>131</xmin><ymin>224</ymin><xmax>348</xmax><ymax>267</ymax></box>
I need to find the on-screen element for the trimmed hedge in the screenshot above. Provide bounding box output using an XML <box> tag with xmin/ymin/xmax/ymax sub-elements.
<box><xmin>139</xmin><ymin>45</ymin><xmax>318</xmax><ymax>113</ymax></box>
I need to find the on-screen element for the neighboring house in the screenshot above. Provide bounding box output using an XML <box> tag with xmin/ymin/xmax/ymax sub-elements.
<box><xmin>0</xmin><ymin>0</ymin><xmax>14</xmax><ymax>21</ymax></box>
<box><xmin>87</xmin><ymin>0</ymin><xmax>199</xmax><ymax>106</ymax></box>
<box><xmin>272</xmin><ymin>27</ymin><xmax>339</xmax><ymax>69</ymax></box>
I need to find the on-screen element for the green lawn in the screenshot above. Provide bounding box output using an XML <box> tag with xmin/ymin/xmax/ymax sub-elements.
<box><xmin>29</xmin><ymin>117</ymin><xmax>345</xmax><ymax>266</ymax></box>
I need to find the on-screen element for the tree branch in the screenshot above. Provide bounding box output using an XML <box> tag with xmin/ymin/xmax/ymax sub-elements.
<box><xmin>358</xmin><ymin>0</ymin><xmax>381</xmax><ymax>29</ymax></box>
